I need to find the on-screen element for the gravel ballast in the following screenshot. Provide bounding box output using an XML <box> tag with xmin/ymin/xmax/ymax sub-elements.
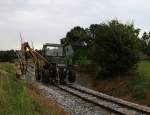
<box><xmin>36</xmin><ymin>82</ymin><xmax>117</xmax><ymax>115</ymax></box>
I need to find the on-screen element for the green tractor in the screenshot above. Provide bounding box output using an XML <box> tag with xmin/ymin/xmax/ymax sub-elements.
<box><xmin>41</xmin><ymin>43</ymin><xmax>76</xmax><ymax>84</ymax></box>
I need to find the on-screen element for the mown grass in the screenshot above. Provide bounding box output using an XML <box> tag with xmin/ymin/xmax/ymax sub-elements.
<box><xmin>124</xmin><ymin>60</ymin><xmax>150</xmax><ymax>101</ymax></box>
<box><xmin>137</xmin><ymin>60</ymin><xmax>150</xmax><ymax>78</ymax></box>
<box><xmin>0</xmin><ymin>63</ymin><xmax>66</xmax><ymax>115</ymax></box>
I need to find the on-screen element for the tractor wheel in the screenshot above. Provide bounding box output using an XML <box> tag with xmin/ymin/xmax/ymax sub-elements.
<box><xmin>68</xmin><ymin>70</ymin><xmax>76</xmax><ymax>83</ymax></box>
<box><xmin>59</xmin><ymin>68</ymin><xmax>67</xmax><ymax>84</ymax></box>
<box><xmin>42</xmin><ymin>69</ymin><xmax>50</xmax><ymax>84</ymax></box>
<box><xmin>54</xmin><ymin>71</ymin><xmax>59</xmax><ymax>85</ymax></box>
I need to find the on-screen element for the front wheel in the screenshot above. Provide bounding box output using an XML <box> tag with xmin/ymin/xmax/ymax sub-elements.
<box><xmin>68</xmin><ymin>70</ymin><xmax>76</xmax><ymax>83</ymax></box>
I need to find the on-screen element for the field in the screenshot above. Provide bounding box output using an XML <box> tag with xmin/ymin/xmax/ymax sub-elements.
<box><xmin>138</xmin><ymin>60</ymin><xmax>150</xmax><ymax>78</ymax></box>
<box><xmin>0</xmin><ymin>63</ymin><xmax>66</xmax><ymax>115</ymax></box>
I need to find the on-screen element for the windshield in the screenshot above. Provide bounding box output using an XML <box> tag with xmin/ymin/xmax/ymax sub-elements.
<box><xmin>45</xmin><ymin>46</ymin><xmax>64</xmax><ymax>57</ymax></box>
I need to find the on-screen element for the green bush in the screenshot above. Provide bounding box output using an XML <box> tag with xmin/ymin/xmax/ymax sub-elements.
<box><xmin>125</xmin><ymin>75</ymin><xmax>150</xmax><ymax>100</ymax></box>
<box><xmin>75</xmin><ymin>55</ymin><xmax>89</xmax><ymax>65</ymax></box>
<box><xmin>63</xmin><ymin>26</ymin><xmax>92</xmax><ymax>65</ymax></box>
<box><xmin>93</xmin><ymin>20</ymin><xmax>140</xmax><ymax>77</ymax></box>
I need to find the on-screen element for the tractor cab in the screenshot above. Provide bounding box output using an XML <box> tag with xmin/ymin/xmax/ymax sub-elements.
<box><xmin>42</xmin><ymin>43</ymin><xmax>76</xmax><ymax>84</ymax></box>
<box><xmin>43</xmin><ymin>43</ymin><xmax>66</xmax><ymax>67</ymax></box>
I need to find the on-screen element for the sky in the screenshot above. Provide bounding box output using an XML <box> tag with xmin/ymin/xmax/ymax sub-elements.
<box><xmin>0</xmin><ymin>0</ymin><xmax>150</xmax><ymax>50</ymax></box>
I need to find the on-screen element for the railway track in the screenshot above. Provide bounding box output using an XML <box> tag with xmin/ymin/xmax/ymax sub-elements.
<box><xmin>25</xmin><ymin>64</ymin><xmax>150</xmax><ymax>115</ymax></box>
<box><xmin>56</xmin><ymin>84</ymin><xmax>150</xmax><ymax>115</ymax></box>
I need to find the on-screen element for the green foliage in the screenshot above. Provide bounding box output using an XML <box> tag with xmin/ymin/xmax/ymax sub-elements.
<box><xmin>125</xmin><ymin>76</ymin><xmax>150</xmax><ymax>100</ymax></box>
<box><xmin>0</xmin><ymin>63</ymin><xmax>56</xmax><ymax>115</ymax></box>
<box><xmin>137</xmin><ymin>60</ymin><xmax>150</xmax><ymax>78</ymax></box>
<box><xmin>1</xmin><ymin>63</ymin><xmax>14</xmax><ymax>73</ymax></box>
<box><xmin>140</xmin><ymin>32</ymin><xmax>150</xmax><ymax>57</ymax></box>
<box><xmin>63</xmin><ymin>20</ymin><xmax>141</xmax><ymax>76</ymax></box>
<box><xmin>0</xmin><ymin>50</ymin><xmax>17</xmax><ymax>62</ymax></box>
<box><xmin>63</xmin><ymin>26</ymin><xmax>92</xmax><ymax>64</ymax></box>
<box><xmin>124</xmin><ymin>61</ymin><xmax>150</xmax><ymax>100</ymax></box>
<box><xmin>75</xmin><ymin>55</ymin><xmax>89</xmax><ymax>65</ymax></box>
<box><xmin>125</xmin><ymin>60</ymin><xmax>150</xmax><ymax>100</ymax></box>
<box><xmin>93</xmin><ymin>20</ymin><xmax>140</xmax><ymax>76</ymax></box>
<box><xmin>65</xmin><ymin>26</ymin><xmax>91</xmax><ymax>49</ymax></box>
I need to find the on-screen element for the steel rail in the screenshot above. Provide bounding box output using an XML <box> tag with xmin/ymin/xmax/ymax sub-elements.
<box><xmin>67</xmin><ymin>84</ymin><xmax>150</xmax><ymax>115</ymax></box>
<box><xmin>56</xmin><ymin>85</ymin><xmax>129</xmax><ymax>115</ymax></box>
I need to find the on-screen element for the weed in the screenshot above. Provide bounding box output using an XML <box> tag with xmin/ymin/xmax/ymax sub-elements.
<box><xmin>0</xmin><ymin>63</ymin><xmax>66</xmax><ymax>115</ymax></box>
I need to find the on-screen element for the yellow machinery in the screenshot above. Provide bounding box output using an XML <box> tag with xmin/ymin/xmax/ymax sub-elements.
<box><xmin>18</xmin><ymin>42</ymin><xmax>49</xmax><ymax>80</ymax></box>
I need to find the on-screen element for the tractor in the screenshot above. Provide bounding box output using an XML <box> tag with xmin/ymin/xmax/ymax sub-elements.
<box><xmin>40</xmin><ymin>43</ymin><xmax>76</xmax><ymax>84</ymax></box>
<box><xmin>18</xmin><ymin>42</ymin><xmax>76</xmax><ymax>85</ymax></box>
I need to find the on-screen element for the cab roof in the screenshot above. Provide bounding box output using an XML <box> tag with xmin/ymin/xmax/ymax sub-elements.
<box><xmin>43</xmin><ymin>43</ymin><xmax>64</xmax><ymax>47</ymax></box>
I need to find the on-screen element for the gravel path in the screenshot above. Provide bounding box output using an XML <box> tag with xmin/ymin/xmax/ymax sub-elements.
<box><xmin>36</xmin><ymin>83</ymin><xmax>118</xmax><ymax>115</ymax></box>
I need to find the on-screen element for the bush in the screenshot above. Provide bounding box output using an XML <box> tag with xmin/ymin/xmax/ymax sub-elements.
<box><xmin>93</xmin><ymin>20</ymin><xmax>140</xmax><ymax>77</ymax></box>
<box><xmin>125</xmin><ymin>75</ymin><xmax>150</xmax><ymax>100</ymax></box>
<box><xmin>75</xmin><ymin>55</ymin><xmax>89</xmax><ymax>65</ymax></box>
<box><xmin>63</xmin><ymin>26</ymin><xmax>92</xmax><ymax>65</ymax></box>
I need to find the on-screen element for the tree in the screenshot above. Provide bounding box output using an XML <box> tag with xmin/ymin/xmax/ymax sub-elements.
<box><xmin>63</xmin><ymin>26</ymin><xmax>92</xmax><ymax>64</ymax></box>
<box><xmin>89</xmin><ymin>24</ymin><xmax>99</xmax><ymax>39</ymax></box>
<box><xmin>140</xmin><ymin>32</ymin><xmax>150</xmax><ymax>57</ymax></box>
<box><xmin>93</xmin><ymin>20</ymin><xmax>140</xmax><ymax>76</ymax></box>
<box><xmin>0</xmin><ymin>50</ymin><xmax>17</xmax><ymax>62</ymax></box>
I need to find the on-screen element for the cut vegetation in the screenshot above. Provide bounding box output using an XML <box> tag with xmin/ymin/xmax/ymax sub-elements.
<box><xmin>86</xmin><ymin>60</ymin><xmax>150</xmax><ymax>106</ymax></box>
<box><xmin>0</xmin><ymin>63</ymin><xmax>67</xmax><ymax>115</ymax></box>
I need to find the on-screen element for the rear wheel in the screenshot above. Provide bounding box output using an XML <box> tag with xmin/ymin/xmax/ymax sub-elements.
<box><xmin>68</xmin><ymin>70</ymin><xmax>76</xmax><ymax>83</ymax></box>
<box><xmin>42</xmin><ymin>69</ymin><xmax>50</xmax><ymax>84</ymax></box>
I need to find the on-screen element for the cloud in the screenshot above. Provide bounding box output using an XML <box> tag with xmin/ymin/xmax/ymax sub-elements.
<box><xmin>0</xmin><ymin>0</ymin><xmax>149</xmax><ymax>50</ymax></box>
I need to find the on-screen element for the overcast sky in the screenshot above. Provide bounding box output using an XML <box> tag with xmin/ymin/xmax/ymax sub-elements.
<box><xmin>0</xmin><ymin>0</ymin><xmax>150</xmax><ymax>50</ymax></box>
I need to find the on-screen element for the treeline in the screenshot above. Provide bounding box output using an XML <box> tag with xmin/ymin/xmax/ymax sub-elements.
<box><xmin>0</xmin><ymin>50</ymin><xmax>17</xmax><ymax>62</ymax></box>
<box><xmin>140</xmin><ymin>32</ymin><xmax>150</xmax><ymax>58</ymax></box>
<box><xmin>0</xmin><ymin>49</ymin><xmax>42</xmax><ymax>62</ymax></box>
<box><xmin>0</xmin><ymin>19</ymin><xmax>149</xmax><ymax>77</ymax></box>
<box><xmin>62</xmin><ymin>19</ymin><xmax>148</xmax><ymax>77</ymax></box>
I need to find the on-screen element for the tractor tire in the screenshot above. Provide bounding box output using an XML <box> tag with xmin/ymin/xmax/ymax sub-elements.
<box><xmin>42</xmin><ymin>69</ymin><xmax>50</xmax><ymax>84</ymax></box>
<box><xmin>68</xmin><ymin>70</ymin><xmax>76</xmax><ymax>83</ymax></box>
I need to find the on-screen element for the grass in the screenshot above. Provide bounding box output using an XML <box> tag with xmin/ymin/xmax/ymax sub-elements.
<box><xmin>93</xmin><ymin>60</ymin><xmax>150</xmax><ymax>106</ymax></box>
<box><xmin>124</xmin><ymin>60</ymin><xmax>150</xmax><ymax>101</ymax></box>
<box><xmin>137</xmin><ymin>60</ymin><xmax>150</xmax><ymax>78</ymax></box>
<box><xmin>0</xmin><ymin>63</ymin><xmax>66</xmax><ymax>115</ymax></box>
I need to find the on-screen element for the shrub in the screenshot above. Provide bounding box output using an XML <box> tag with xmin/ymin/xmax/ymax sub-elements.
<box><xmin>93</xmin><ymin>20</ymin><xmax>140</xmax><ymax>77</ymax></box>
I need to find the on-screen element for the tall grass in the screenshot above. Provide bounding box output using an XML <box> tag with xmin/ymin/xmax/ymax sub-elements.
<box><xmin>94</xmin><ymin>60</ymin><xmax>150</xmax><ymax>105</ymax></box>
<box><xmin>125</xmin><ymin>60</ymin><xmax>150</xmax><ymax>101</ymax></box>
<box><xmin>137</xmin><ymin>60</ymin><xmax>150</xmax><ymax>78</ymax></box>
<box><xmin>0</xmin><ymin>63</ymin><xmax>65</xmax><ymax>115</ymax></box>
